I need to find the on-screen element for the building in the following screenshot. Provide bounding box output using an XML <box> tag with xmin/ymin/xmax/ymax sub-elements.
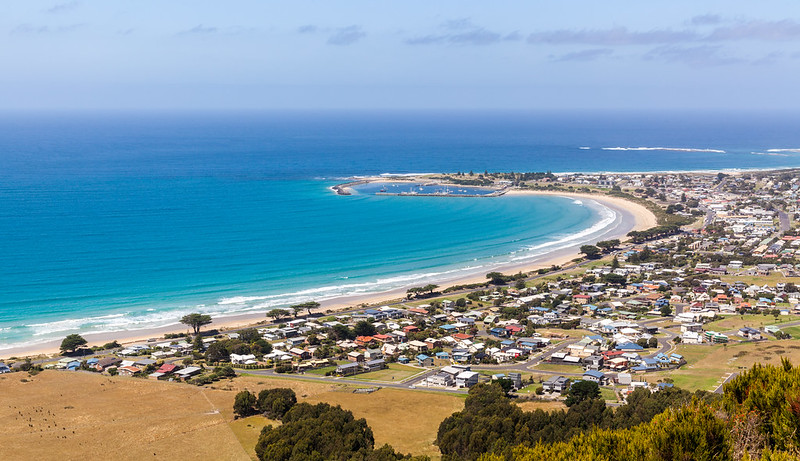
<box><xmin>543</xmin><ymin>375</ymin><xmax>570</xmax><ymax>393</ymax></box>
<box><xmin>455</xmin><ymin>370</ymin><xmax>479</xmax><ymax>388</ymax></box>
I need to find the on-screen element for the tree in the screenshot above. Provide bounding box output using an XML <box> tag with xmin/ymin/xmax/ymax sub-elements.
<box><xmin>330</xmin><ymin>324</ymin><xmax>355</xmax><ymax>341</ymax></box>
<box><xmin>353</xmin><ymin>320</ymin><xmax>377</xmax><ymax>337</ymax></box>
<box><xmin>267</xmin><ymin>309</ymin><xmax>289</xmax><ymax>321</ymax></box>
<box><xmin>422</xmin><ymin>284</ymin><xmax>439</xmax><ymax>295</ymax></box>
<box><xmin>486</xmin><ymin>272</ymin><xmax>508</xmax><ymax>285</ymax></box>
<box><xmin>580</xmin><ymin>245</ymin><xmax>602</xmax><ymax>259</ymax></box>
<box><xmin>603</xmin><ymin>273</ymin><xmax>627</xmax><ymax>285</ymax></box>
<box><xmin>660</xmin><ymin>304</ymin><xmax>673</xmax><ymax>317</ymax></box>
<box><xmin>291</xmin><ymin>301</ymin><xmax>320</xmax><ymax>317</ymax></box>
<box><xmin>180</xmin><ymin>313</ymin><xmax>212</xmax><ymax>335</ymax></box>
<box><xmin>257</xmin><ymin>388</ymin><xmax>297</xmax><ymax>420</ymax></box>
<box><xmin>205</xmin><ymin>341</ymin><xmax>231</xmax><ymax>363</ymax></box>
<box><xmin>255</xmin><ymin>403</ymin><xmax>378</xmax><ymax>461</ymax></box>
<box><xmin>233</xmin><ymin>390</ymin><xmax>257</xmax><ymax>418</ymax></box>
<box><xmin>565</xmin><ymin>380</ymin><xmax>601</xmax><ymax>407</ymax></box>
<box><xmin>596</xmin><ymin>239</ymin><xmax>620</xmax><ymax>252</ymax></box>
<box><xmin>611</xmin><ymin>256</ymin><xmax>620</xmax><ymax>270</ymax></box>
<box><xmin>239</xmin><ymin>328</ymin><xmax>261</xmax><ymax>343</ymax></box>
<box><xmin>60</xmin><ymin>334</ymin><xmax>88</xmax><ymax>354</ymax></box>
<box><xmin>647</xmin><ymin>337</ymin><xmax>658</xmax><ymax>348</ymax></box>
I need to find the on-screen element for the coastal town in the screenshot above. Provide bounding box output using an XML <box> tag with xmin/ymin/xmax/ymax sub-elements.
<box><xmin>5</xmin><ymin>169</ymin><xmax>800</xmax><ymax>388</ymax></box>
<box><xmin>4</xmin><ymin>168</ymin><xmax>800</xmax><ymax>459</ymax></box>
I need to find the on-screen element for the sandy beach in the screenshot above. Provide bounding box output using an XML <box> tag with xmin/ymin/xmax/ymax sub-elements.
<box><xmin>1</xmin><ymin>189</ymin><xmax>656</xmax><ymax>360</ymax></box>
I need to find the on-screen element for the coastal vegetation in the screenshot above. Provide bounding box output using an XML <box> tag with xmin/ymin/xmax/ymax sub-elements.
<box><xmin>59</xmin><ymin>334</ymin><xmax>87</xmax><ymax>354</ymax></box>
<box><xmin>180</xmin><ymin>313</ymin><xmax>213</xmax><ymax>335</ymax></box>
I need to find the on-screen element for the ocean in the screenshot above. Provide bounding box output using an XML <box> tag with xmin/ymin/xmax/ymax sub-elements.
<box><xmin>1</xmin><ymin>111</ymin><xmax>799</xmax><ymax>350</ymax></box>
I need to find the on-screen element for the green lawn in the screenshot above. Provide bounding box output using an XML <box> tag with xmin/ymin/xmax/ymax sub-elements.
<box><xmin>599</xmin><ymin>387</ymin><xmax>618</xmax><ymax>402</ymax></box>
<box><xmin>532</xmin><ymin>363</ymin><xmax>583</xmax><ymax>373</ymax></box>
<box><xmin>703</xmin><ymin>314</ymin><xmax>800</xmax><ymax>333</ymax></box>
<box><xmin>305</xmin><ymin>360</ymin><xmax>348</xmax><ymax>376</ymax></box>
<box><xmin>781</xmin><ymin>326</ymin><xmax>800</xmax><ymax>339</ymax></box>
<box><xmin>349</xmin><ymin>363</ymin><xmax>423</xmax><ymax>383</ymax></box>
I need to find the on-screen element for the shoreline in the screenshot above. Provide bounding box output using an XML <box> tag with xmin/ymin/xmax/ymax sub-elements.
<box><xmin>0</xmin><ymin>189</ymin><xmax>656</xmax><ymax>361</ymax></box>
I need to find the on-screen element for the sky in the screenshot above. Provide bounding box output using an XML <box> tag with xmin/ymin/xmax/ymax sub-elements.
<box><xmin>2</xmin><ymin>1</ymin><xmax>800</xmax><ymax>111</ymax></box>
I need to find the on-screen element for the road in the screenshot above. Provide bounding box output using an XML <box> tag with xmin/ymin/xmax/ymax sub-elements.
<box><xmin>778</xmin><ymin>210</ymin><xmax>791</xmax><ymax>233</ymax></box>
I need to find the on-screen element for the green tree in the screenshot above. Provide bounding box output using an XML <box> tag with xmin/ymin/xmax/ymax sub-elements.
<box><xmin>267</xmin><ymin>309</ymin><xmax>289</xmax><ymax>321</ymax></box>
<box><xmin>257</xmin><ymin>388</ymin><xmax>297</xmax><ymax>420</ymax></box>
<box><xmin>60</xmin><ymin>334</ymin><xmax>88</xmax><ymax>354</ymax></box>
<box><xmin>580</xmin><ymin>245</ymin><xmax>602</xmax><ymax>259</ymax></box>
<box><xmin>180</xmin><ymin>313</ymin><xmax>212</xmax><ymax>335</ymax></box>
<box><xmin>659</xmin><ymin>304</ymin><xmax>673</xmax><ymax>317</ymax></box>
<box><xmin>565</xmin><ymin>380</ymin><xmax>601</xmax><ymax>407</ymax></box>
<box><xmin>233</xmin><ymin>390</ymin><xmax>257</xmax><ymax>418</ymax></box>
<box><xmin>290</xmin><ymin>301</ymin><xmax>320</xmax><ymax>317</ymax></box>
<box><xmin>596</xmin><ymin>239</ymin><xmax>620</xmax><ymax>252</ymax></box>
<box><xmin>353</xmin><ymin>320</ymin><xmax>377</xmax><ymax>337</ymax></box>
<box><xmin>238</xmin><ymin>328</ymin><xmax>261</xmax><ymax>343</ymax></box>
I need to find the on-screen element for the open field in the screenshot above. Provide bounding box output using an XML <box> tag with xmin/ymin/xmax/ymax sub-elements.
<box><xmin>646</xmin><ymin>340</ymin><xmax>800</xmax><ymax>392</ymax></box>
<box><xmin>0</xmin><ymin>370</ymin><xmax>465</xmax><ymax>460</ymax></box>
<box><xmin>515</xmin><ymin>399</ymin><xmax>568</xmax><ymax>412</ymax></box>
<box><xmin>532</xmin><ymin>363</ymin><xmax>583</xmax><ymax>373</ymax></box>
<box><xmin>599</xmin><ymin>387</ymin><xmax>618</xmax><ymax>402</ymax></box>
<box><xmin>0</xmin><ymin>370</ymin><xmax>251</xmax><ymax>461</ymax></box>
<box><xmin>702</xmin><ymin>314</ymin><xmax>800</xmax><ymax>332</ymax></box>
<box><xmin>534</xmin><ymin>328</ymin><xmax>597</xmax><ymax>339</ymax></box>
<box><xmin>349</xmin><ymin>363</ymin><xmax>423</xmax><ymax>382</ymax></box>
<box><xmin>720</xmin><ymin>273</ymin><xmax>799</xmax><ymax>285</ymax></box>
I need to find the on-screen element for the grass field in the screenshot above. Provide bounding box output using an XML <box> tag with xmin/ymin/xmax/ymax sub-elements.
<box><xmin>305</xmin><ymin>360</ymin><xmax>348</xmax><ymax>376</ymax></box>
<box><xmin>514</xmin><ymin>400</ymin><xmax>567</xmax><ymax>412</ymax></box>
<box><xmin>781</xmin><ymin>325</ymin><xmax>800</xmax><ymax>339</ymax></box>
<box><xmin>0</xmin><ymin>370</ymin><xmax>251</xmax><ymax>461</ymax></box>
<box><xmin>349</xmin><ymin>363</ymin><xmax>423</xmax><ymax>383</ymax></box>
<box><xmin>532</xmin><ymin>363</ymin><xmax>583</xmax><ymax>373</ymax></box>
<box><xmin>720</xmin><ymin>273</ymin><xmax>797</xmax><ymax>285</ymax></box>
<box><xmin>702</xmin><ymin>314</ymin><xmax>800</xmax><ymax>333</ymax></box>
<box><xmin>600</xmin><ymin>387</ymin><xmax>618</xmax><ymax>402</ymax></box>
<box><xmin>0</xmin><ymin>370</ymin><xmax>466</xmax><ymax>460</ymax></box>
<box><xmin>646</xmin><ymin>340</ymin><xmax>800</xmax><ymax>392</ymax></box>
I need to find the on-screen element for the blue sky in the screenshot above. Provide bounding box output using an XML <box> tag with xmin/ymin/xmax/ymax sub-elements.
<box><xmin>3</xmin><ymin>0</ymin><xmax>800</xmax><ymax>111</ymax></box>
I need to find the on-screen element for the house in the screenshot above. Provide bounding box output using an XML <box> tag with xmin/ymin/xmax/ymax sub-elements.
<box><xmin>455</xmin><ymin>371</ymin><xmax>480</xmax><ymax>388</ymax></box>
<box><xmin>427</xmin><ymin>372</ymin><xmax>455</xmax><ymax>387</ymax></box>
<box><xmin>583</xmin><ymin>370</ymin><xmax>607</xmax><ymax>384</ymax></box>
<box><xmin>230</xmin><ymin>353</ymin><xmax>258</xmax><ymax>365</ymax></box>
<box><xmin>347</xmin><ymin>351</ymin><xmax>365</xmax><ymax>362</ymax></box>
<box><xmin>738</xmin><ymin>327</ymin><xmax>762</xmax><ymax>340</ymax></box>
<box><xmin>289</xmin><ymin>348</ymin><xmax>311</xmax><ymax>360</ymax></box>
<box><xmin>407</xmin><ymin>340</ymin><xmax>429</xmax><ymax>352</ymax></box>
<box><xmin>174</xmin><ymin>366</ymin><xmax>202</xmax><ymax>379</ymax></box>
<box><xmin>117</xmin><ymin>365</ymin><xmax>141</xmax><ymax>377</ymax></box>
<box><xmin>336</xmin><ymin>362</ymin><xmax>361</xmax><ymax>376</ymax></box>
<box><xmin>508</xmin><ymin>372</ymin><xmax>523</xmax><ymax>390</ymax></box>
<box><xmin>95</xmin><ymin>356</ymin><xmax>122</xmax><ymax>371</ymax></box>
<box><xmin>154</xmin><ymin>363</ymin><xmax>178</xmax><ymax>376</ymax></box>
<box><xmin>543</xmin><ymin>375</ymin><xmax>570</xmax><ymax>393</ymax></box>
<box><xmin>584</xmin><ymin>355</ymin><xmax>604</xmax><ymax>370</ymax></box>
<box><xmin>362</xmin><ymin>359</ymin><xmax>386</xmax><ymax>372</ymax></box>
<box><xmin>416</xmin><ymin>354</ymin><xmax>434</xmax><ymax>367</ymax></box>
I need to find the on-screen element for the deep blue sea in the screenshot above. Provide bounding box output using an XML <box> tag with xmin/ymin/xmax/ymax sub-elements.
<box><xmin>1</xmin><ymin>111</ymin><xmax>799</xmax><ymax>350</ymax></box>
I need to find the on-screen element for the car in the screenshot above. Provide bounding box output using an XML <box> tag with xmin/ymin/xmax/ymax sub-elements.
<box><xmin>408</xmin><ymin>385</ymin><xmax>416</xmax><ymax>389</ymax></box>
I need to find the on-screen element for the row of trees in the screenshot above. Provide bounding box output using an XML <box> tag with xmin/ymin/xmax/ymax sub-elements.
<box><xmin>474</xmin><ymin>360</ymin><xmax>800</xmax><ymax>460</ymax></box>
<box><xmin>435</xmin><ymin>382</ymin><xmax>709</xmax><ymax>460</ymax></box>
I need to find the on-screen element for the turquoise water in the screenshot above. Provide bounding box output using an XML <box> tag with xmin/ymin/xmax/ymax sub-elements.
<box><xmin>0</xmin><ymin>177</ymin><xmax>604</xmax><ymax>349</ymax></box>
<box><xmin>1</xmin><ymin>111</ymin><xmax>799</xmax><ymax>350</ymax></box>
